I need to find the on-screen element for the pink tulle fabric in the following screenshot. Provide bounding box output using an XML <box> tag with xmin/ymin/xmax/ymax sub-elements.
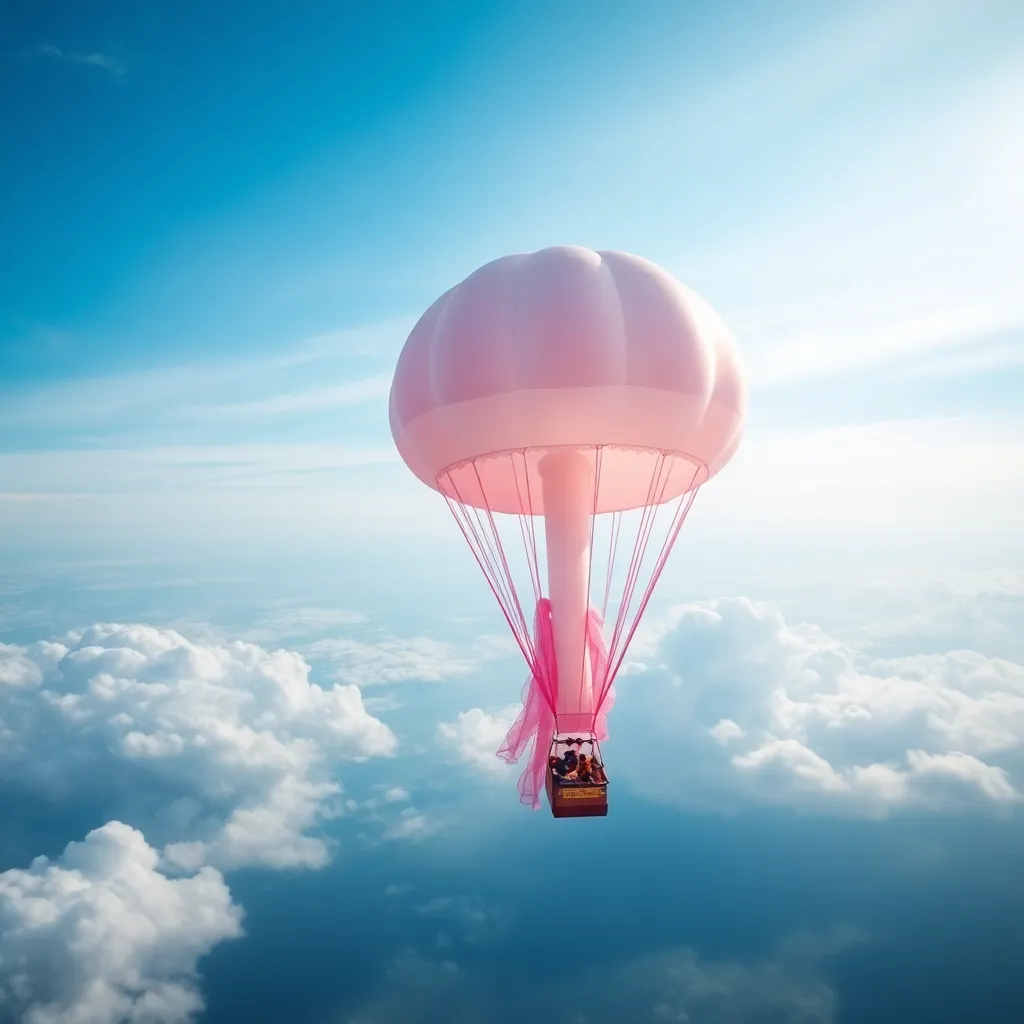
<box><xmin>497</xmin><ymin>598</ymin><xmax>616</xmax><ymax>809</ymax></box>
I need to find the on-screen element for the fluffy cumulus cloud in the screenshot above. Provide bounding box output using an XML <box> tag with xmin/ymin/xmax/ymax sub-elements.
<box><xmin>438</xmin><ymin>598</ymin><xmax>1024</xmax><ymax>816</ymax></box>
<box><xmin>0</xmin><ymin>821</ymin><xmax>243</xmax><ymax>1024</ymax></box>
<box><xmin>0</xmin><ymin>623</ymin><xmax>398</xmax><ymax>871</ymax></box>
<box><xmin>622</xmin><ymin>597</ymin><xmax>1024</xmax><ymax>815</ymax></box>
<box><xmin>382</xmin><ymin>808</ymin><xmax>438</xmax><ymax>842</ymax></box>
<box><xmin>435</xmin><ymin>705</ymin><xmax>519</xmax><ymax>775</ymax></box>
<box><xmin>0</xmin><ymin>641</ymin><xmax>46</xmax><ymax>688</ymax></box>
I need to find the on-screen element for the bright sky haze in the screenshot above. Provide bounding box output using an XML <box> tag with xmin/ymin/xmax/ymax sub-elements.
<box><xmin>1</xmin><ymin>2</ymin><xmax>1023</xmax><ymax>1023</ymax></box>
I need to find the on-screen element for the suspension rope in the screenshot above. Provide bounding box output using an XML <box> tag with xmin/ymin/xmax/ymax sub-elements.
<box><xmin>441</xmin><ymin>475</ymin><xmax>534</xmax><ymax>670</ymax></box>
<box><xmin>601</xmin><ymin>452</ymin><xmax>668</xmax><ymax>682</ymax></box>
<box><xmin>592</xmin><ymin>462</ymin><xmax>702</xmax><ymax>718</ymax></box>
<box><xmin>438</xmin><ymin>445</ymin><xmax>707</xmax><ymax>746</ymax></box>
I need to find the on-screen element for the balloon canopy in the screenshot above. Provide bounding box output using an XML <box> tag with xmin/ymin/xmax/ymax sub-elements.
<box><xmin>389</xmin><ymin>246</ymin><xmax>747</xmax><ymax>812</ymax></box>
<box><xmin>390</xmin><ymin>246</ymin><xmax>745</xmax><ymax>514</ymax></box>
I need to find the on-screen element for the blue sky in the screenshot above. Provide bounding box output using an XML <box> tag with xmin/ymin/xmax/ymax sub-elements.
<box><xmin>2</xmin><ymin>0</ymin><xmax>1023</xmax><ymax>571</ymax></box>
<box><xmin>1</xmin><ymin>2</ymin><xmax>1023</xmax><ymax>1023</ymax></box>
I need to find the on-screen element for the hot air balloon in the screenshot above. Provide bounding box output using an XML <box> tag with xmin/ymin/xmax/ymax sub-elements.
<box><xmin>389</xmin><ymin>246</ymin><xmax>747</xmax><ymax>818</ymax></box>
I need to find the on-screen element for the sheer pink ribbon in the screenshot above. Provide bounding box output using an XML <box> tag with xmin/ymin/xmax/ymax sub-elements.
<box><xmin>497</xmin><ymin>597</ymin><xmax>616</xmax><ymax>809</ymax></box>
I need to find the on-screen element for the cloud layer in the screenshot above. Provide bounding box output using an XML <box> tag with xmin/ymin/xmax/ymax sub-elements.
<box><xmin>0</xmin><ymin>621</ymin><xmax>453</xmax><ymax>1022</ymax></box>
<box><xmin>635</xmin><ymin>597</ymin><xmax>1023</xmax><ymax>814</ymax></box>
<box><xmin>441</xmin><ymin>597</ymin><xmax>1024</xmax><ymax>816</ymax></box>
<box><xmin>0</xmin><ymin>623</ymin><xmax>397</xmax><ymax>871</ymax></box>
<box><xmin>435</xmin><ymin>706</ymin><xmax>519</xmax><ymax>775</ymax></box>
<box><xmin>565</xmin><ymin>926</ymin><xmax>865</xmax><ymax>1024</ymax></box>
<box><xmin>340</xmin><ymin>926</ymin><xmax>862</xmax><ymax>1024</ymax></box>
<box><xmin>0</xmin><ymin>822</ymin><xmax>243</xmax><ymax>1024</ymax></box>
<box><xmin>307</xmin><ymin>633</ymin><xmax>514</xmax><ymax>688</ymax></box>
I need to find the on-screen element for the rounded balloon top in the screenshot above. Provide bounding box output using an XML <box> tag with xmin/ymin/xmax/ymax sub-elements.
<box><xmin>389</xmin><ymin>246</ymin><xmax>747</xmax><ymax>514</ymax></box>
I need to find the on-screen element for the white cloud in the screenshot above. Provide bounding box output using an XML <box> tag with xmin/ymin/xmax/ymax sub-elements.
<box><xmin>690</xmin><ymin>415</ymin><xmax>1024</xmax><ymax>548</ymax></box>
<box><xmin>309</xmin><ymin>634</ymin><xmax>514</xmax><ymax>687</ymax></box>
<box><xmin>382</xmin><ymin>808</ymin><xmax>438</xmax><ymax>842</ymax></box>
<box><xmin>338</xmin><ymin>927</ymin><xmax>863</xmax><ymax>1023</ymax></box>
<box><xmin>0</xmin><ymin>821</ymin><xmax>243</xmax><ymax>1024</ymax></box>
<box><xmin>806</xmin><ymin>567</ymin><xmax>1024</xmax><ymax>665</ymax></box>
<box><xmin>37</xmin><ymin>44</ymin><xmax>124</xmax><ymax>74</ymax></box>
<box><xmin>618</xmin><ymin>597</ymin><xmax>1024</xmax><ymax>816</ymax></box>
<box><xmin>0</xmin><ymin>319</ymin><xmax>400</xmax><ymax>434</ymax></box>
<box><xmin>357</xmin><ymin>785</ymin><xmax>412</xmax><ymax>813</ymax></box>
<box><xmin>0</xmin><ymin>642</ymin><xmax>44</xmax><ymax>688</ymax></box>
<box><xmin>744</xmin><ymin>296</ymin><xmax>1024</xmax><ymax>389</ymax></box>
<box><xmin>412</xmin><ymin>894</ymin><xmax>509</xmax><ymax>947</ymax></box>
<box><xmin>10</xmin><ymin>415</ymin><xmax>1011</xmax><ymax>569</ymax></box>
<box><xmin>0</xmin><ymin>472</ymin><xmax>448</xmax><ymax>563</ymax></box>
<box><xmin>0</xmin><ymin>445</ymin><xmax>397</xmax><ymax>496</ymax></box>
<box><xmin>248</xmin><ymin>605</ymin><xmax>366</xmax><ymax>641</ymax></box>
<box><xmin>435</xmin><ymin>706</ymin><xmax>520</xmax><ymax>775</ymax></box>
<box><xmin>0</xmin><ymin>623</ymin><xmax>397</xmax><ymax>871</ymax></box>
<box><xmin>336</xmin><ymin>952</ymin><xmax>466</xmax><ymax>1023</ymax></box>
<box><xmin>709</xmin><ymin>718</ymin><xmax>746</xmax><ymax>745</ymax></box>
<box><xmin>3</xmin><ymin>418</ymin><xmax>1019</xmax><ymax>569</ymax></box>
<box><xmin>564</xmin><ymin>927</ymin><xmax>867</xmax><ymax>1024</ymax></box>
<box><xmin>187</xmin><ymin>374</ymin><xmax>391</xmax><ymax>417</ymax></box>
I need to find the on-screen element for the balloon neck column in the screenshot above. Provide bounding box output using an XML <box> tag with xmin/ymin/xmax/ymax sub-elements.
<box><xmin>539</xmin><ymin>448</ymin><xmax>596</xmax><ymax>735</ymax></box>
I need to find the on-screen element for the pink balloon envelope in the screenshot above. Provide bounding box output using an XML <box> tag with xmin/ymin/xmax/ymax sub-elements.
<box><xmin>390</xmin><ymin>245</ymin><xmax>747</xmax><ymax>813</ymax></box>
